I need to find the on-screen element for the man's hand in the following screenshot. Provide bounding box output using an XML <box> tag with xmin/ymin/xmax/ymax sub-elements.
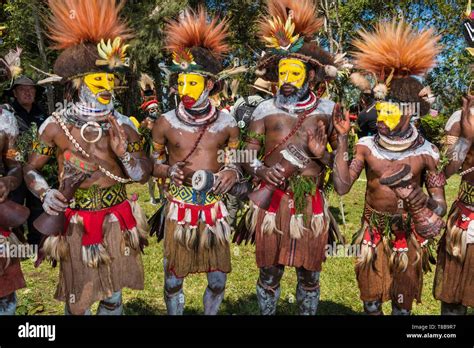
<box><xmin>42</xmin><ymin>189</ymin><xmax>69</xmax><ymax>216</ymax></box>
<box><xmin>405</xmin><ymin>186</ymin><xmax>428</xmax><ymax>211</ymax></box>
<box><xmin>168</xmin><ymin>162</ymin><xmax>186</xmax><ymax>186</ymax></box>
<box><xmin>213</xmin><ymin>169</ymin><xmax>238</xmax><ymax>194</ymax></box>
<box><xmin>0</xmin><ymin>177</ymin><xmax>11</xmax><ymax>203</ymax></box>
<box><xmin>333</xmin><ymin>107</ymin><xmax>351</xmax><ymax>136</ymax></box>
<box><xmin>108</xmin><ymin>115</ymin><xmax>128</xmax><ymax>158</ymax></box>
<box><xmin>460</xmin><ymin>94</ymin><xmax>474</xmax><ymax>139</ymax></box>
<box><xmin>256</xmin><ymin>163</ymin><xmax>286</xmax><ymax>186</ymax></box>
<box><xmin>307</xmin><ymin>121</ymin><xmax>327</xmax><ymax>159</ymax></box>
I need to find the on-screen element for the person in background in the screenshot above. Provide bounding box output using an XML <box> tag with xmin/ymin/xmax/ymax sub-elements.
<box><xmin>138</xmin><ymin>73</ymin><xmax>161</xmax><ymax>205</ymax></box>
<box><xmin>224</xmin><ymin>78</ymin><xmax>274</xmax><ymax>228</ymax></box>
<box><xmin>356</xmin><ymin>91</ymin><xmax>377</xmax><ymax>138</ymax></box>
<box><xmin>0</xmin><ymin>47</ymin><xmax>27</xmax><ymax>315</ymax></box>
<box><xmin>9</xmin><ymin>76</ymin><xmax>46</xmax><ymax>131</ymax></box>
<box><xmin>7</xmin><ymin>76</ymin><xmax>47</xmax><ymax>246</ymax></box>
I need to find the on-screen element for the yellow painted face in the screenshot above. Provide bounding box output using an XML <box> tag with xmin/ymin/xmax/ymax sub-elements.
<box><xmin>83</xmin><ymin>73</ymin><xmax>115</xmax><ymax>104</ymax></box>
<box><xmin>376</xmin><ymin>101</ymin><xmax>402</xmax><ymax>131</ymax></box>
<box><xmin>278</xmin><ymin>58</ymin><xmax>307</xmax><ymax>89</ymax></box>
<box><xmin>178</xmin><ymin>73</ymin><xmax>205</xmax><ymax>103</ymax></box>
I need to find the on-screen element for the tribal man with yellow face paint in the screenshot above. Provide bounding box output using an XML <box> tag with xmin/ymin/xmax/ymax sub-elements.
<box><xmin>238</xmin><ymin>0</ymin><xmax>341</xmax><ymax>316</ymax></box>
<box><xmin>177</xmin><ymin>73</ymin><xmax>208</xmax><ymax>109</ymax></box>
<box><xmin>150</xmin><ymin>9</ymin><xmax>242</xmax><ymax>315</ymax></box>
<box><xmin>332</xmin><ymin>19</ymin><xmax>446</xmax><ymax>316</ymax></box>
<box><xmin>23</xmin><ymin>0</ymin><xmax>152</xmax><ymax>315</ymax></box>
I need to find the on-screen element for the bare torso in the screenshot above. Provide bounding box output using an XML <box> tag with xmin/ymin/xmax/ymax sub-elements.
<box><xmin>39</xmin><ymin>116</ymin><xmax>137</xmax><ymax>189</ymax></box>
<box><xmin>262</xmin><ymin>112</ymin><xmax>330</xmax><ymax>178</ymax></box>
<box><xmin>157</xmin><ymin>110</ymin><xmax>239</xmax><ymax>183</ymax></box>
<box><xmin>357</xmin><ymin>137</ymin><xmax>439</xmax><ymax>214</ymax></box>
<box><xmin>166</xmin><ymin>127</ymin><xmax>232</xmax><ymax>180</ymax></box>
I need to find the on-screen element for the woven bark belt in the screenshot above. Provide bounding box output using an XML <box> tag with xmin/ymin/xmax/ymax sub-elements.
<box><xmin>168</xmin><ymin>182</ymin><xmax>222</xmax><ymax>206</ymax></box>
<box><xmin>458</xmin><ymin>180</ymin><xmax>474</xmax><ymax>206</ymax></box>
<box><xmin>71</xmin><ymin>183</ymin><xmax>127</xmax><ymax>210</ymax></box>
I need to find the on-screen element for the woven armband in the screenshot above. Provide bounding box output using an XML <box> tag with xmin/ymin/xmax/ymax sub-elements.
<box><xmin>425</xmin><ymin>170</ymin><xmax>447</xmax><ymax>188</ymax></box>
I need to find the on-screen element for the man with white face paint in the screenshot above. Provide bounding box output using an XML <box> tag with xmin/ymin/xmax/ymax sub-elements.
<box><xmin>150</xmin><ymin>9</ymin><xmax>242</xmax><ymax>315</ymax></box>
<box><xmin>237</xmin><ymin>0</ymin><xmax>340</xmax><ymax>315</ymax></box>
<box><xmin>23</xmin><ymin>0</ymin><xmax>151</xmax><ymax>315</ymax></box>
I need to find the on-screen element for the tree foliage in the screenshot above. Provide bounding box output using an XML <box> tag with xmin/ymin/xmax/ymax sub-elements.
<box><xmin>0</xmin><ymin>0</ymin><xmax>471</xmax><ymax>118</ymax></box>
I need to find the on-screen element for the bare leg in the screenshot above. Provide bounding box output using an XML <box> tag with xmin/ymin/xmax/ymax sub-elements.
<box><xmin>0</xmin><ymin>293</ymin><xmax>17</xmax><ymax>315</ymax></box>
<box><xmin>163</xmin><ymin>257</ymin><xmax>185</xmax><ymax>315</ymax></box>
<box><xmin>441</xmin><ymin>302</ymin><xmax>467</xmax><ymax>315</ymax></box>
<box><xmin>97</xmin><ymin>291</ymin><xmax>123</xmax><ymax>315</ymax></box>
<box><xmin>295</xmin><ymin>268</ymin><xmax>320</xmax><ymax>315</ymax></box>
<box><xmin>256</xmin><ymin>265</ymin><xmax>285</xmax><ymax>315</ymax></box>
<box><xmin>203</xmin><ymin>271</ymin><xmax>227</xmax><ymax>315</ymax></box>
<box><xmin>363</xmin><ymin>300</ymin><xmax>383</xmax><ymax>315</ymax></box>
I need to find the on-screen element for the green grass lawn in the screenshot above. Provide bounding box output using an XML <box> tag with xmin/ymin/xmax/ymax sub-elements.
<box><xmin>16</xmin><ymin>174</ymin><xmax>473</xmax><ymax>315</ymax></box>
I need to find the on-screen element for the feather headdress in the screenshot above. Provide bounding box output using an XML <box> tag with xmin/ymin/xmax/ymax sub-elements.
<box><xmin>164</xmin><ymin>8</ymin><xmax>229</xmax><ymax>76</ymax></box>
<box><xmin>351</xmin><ymin>19</ymin><xmax>440</xmax><ymax>115</ymax></box>
<box><xmin>138</xmin><ymin>73</ymin><xmax>158</xmax><ymax>109</ymax></box>
<box><xmin>46</xmin><ymin>0</ymin><xmax>133</xmax><ymax>80</ymax></box>
<box><xmin>138</xmin><ymin>73</ymin><xmax>155</xmax><ymax>94</ymax></box>
<box><xmin>0</xmin><ymin>47</ymin><xmax>23</xmax><ymax>82</ymax></box>
<box><xmin>255</xmin><ymin>0</ymin><xmax>337</xmax><ymax>83</ymax></box>
<box><xmin>259</xmin><ymin>0</ymin><xmax>323</xmax><ymax>52</ymax></box>
<box><xmin>352</xmin><ymin>19</ymin><xmax>440</xmax><ymax>80</ymax></box>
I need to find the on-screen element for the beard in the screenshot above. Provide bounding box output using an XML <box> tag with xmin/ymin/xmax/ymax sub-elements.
<box><xmin>275</xmin><ymin>82</ymin><xmax>310</xmax><ymax>106</ymax></box>
<box><xmin>79</xmin><ymin>84</ymin><xmax>114</xmax><ymax>113</ymax></box>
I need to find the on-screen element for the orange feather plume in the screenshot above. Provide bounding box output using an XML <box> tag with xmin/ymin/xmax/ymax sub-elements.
<box><xmin>259</xmin><ymin>0</ymin><xmax>323</xmax><ymax>44</ymax></box>
<box><xmin>165</xmin><ymin>8</ymin><xmax>229</xmax><ymax>58</ymax></box>
<box><xmin>47</xmin><ymin>0</ymin><xmax>133</xmax><ymax>50</ymax></box>
<box><xmin>352</xmin><ymin>19</ymin><xmax>441</xmax><ymax>78</ymax></box>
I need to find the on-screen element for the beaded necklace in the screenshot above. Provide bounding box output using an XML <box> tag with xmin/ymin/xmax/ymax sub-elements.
<box><xmin>53</xmin><ymin>111</ymin><xmax>131</xmax><ymax>183</ymax></box>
